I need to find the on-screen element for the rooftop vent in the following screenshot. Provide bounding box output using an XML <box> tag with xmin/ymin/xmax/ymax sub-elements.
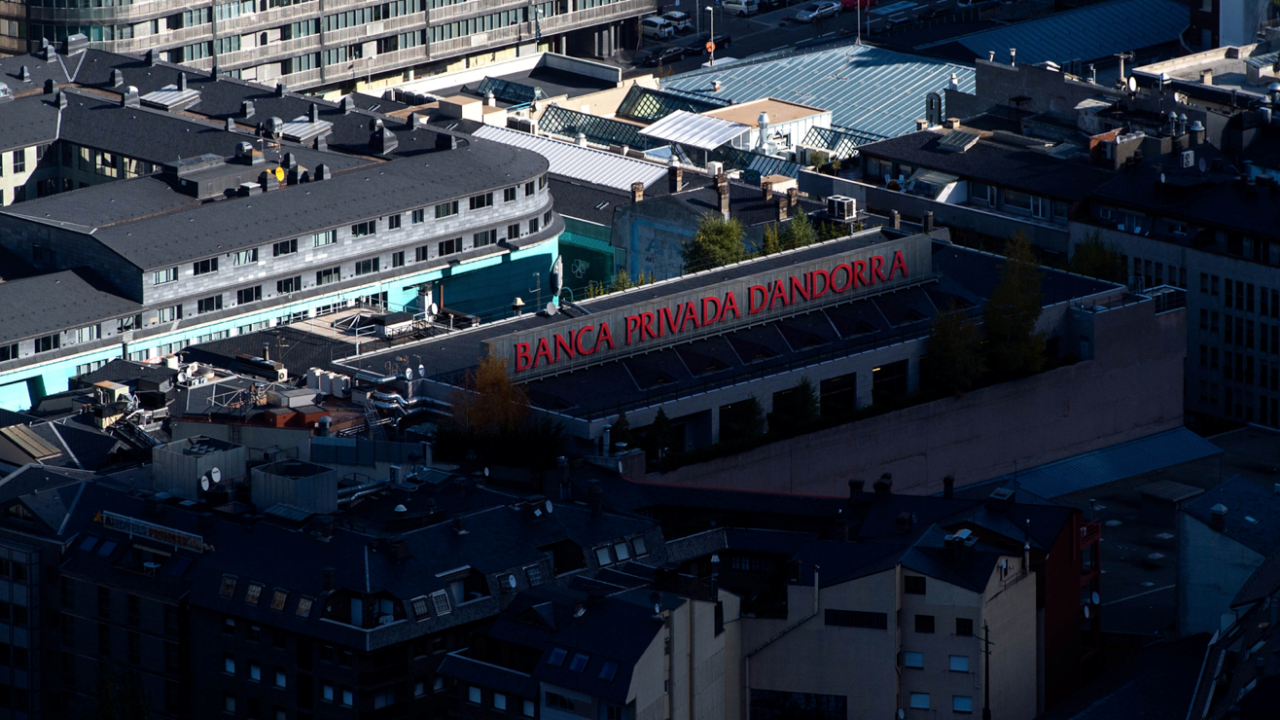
<box><xmin>309</xmin><ymin>103</ymin><xmax>321</xmax><ymax>123</ymax></box>
<box><xmin>44</xmin><ymin>78</ymin><xmax>56</xmax><ymax>94</ymax></box>
<box><xmin>19</xmin><ymin>66</ymin><xmax>30</xmax><ymax>83</ymax></box>
<box><xmin>874</xmin><ymin>473</ymin><xmax>893</xmax><ymax>496</ymax></box>
<box><xmin>987</xmin><ymin>486</ymin><xmax>1015</xmax><ymax>513</ymax></box>
<box><xmin>341</xmin><ymin>96</ymin><xmax>355</xmax><ymax>114</ymax></box>
<box><xmin>276</xmin><ymin>81</ymin><xmax>287</xmax><ymax>97</ymax></box>
<box><xmin>145</xmin><ymin>49</ymin><xmax>157</xmax><ymax>66</ymax></box>
<box><xmin>242</xmin><ymin>99</ymin><xmax>255</xmax><ymax>118</ymax></box>
<box><xmin>314</xmin><ymin>163</ymin><xmax>329</xmax><ymax>181</ymax></box>
<box><xmin>234</xmin><ymin>142</ymin><xmax>264</xmax><ymax>166</ymax></box>
<box><xmin>435</xmin><ymin>133</ymin><xmax>458</xmax><ymax>151</ymax></box>
<box><xmin>0</xmin><ymin>82</ymin><xmax>12</xmax><ymax>104</ymax></box>
<box><xmin>1210</xmin><ymin>503</ymin><xmax>1228</xmax><ymax>531</ymax></box>
<box><xmin>369</xmin><ymin>118</ymin><xmax>398</xmax><ymax>155</ymax></box>
<box><xmin>110</xmin><ymin>69</ymin><xmax>124</xmax><ymax>87</ymax></box>
<box><xmin>121</xmin><ymin>85</ymin><xmax>140</xmax><ymax>108</ymax></box>
<box><xmin>62</xmin><ymin>32</ymin><xmax>89</xmax><ymax>55</ymax></box>
<box><xmin>938</xmin><ymin>130</ymin><xmax>980</xmax><ymax>153</ymax></box>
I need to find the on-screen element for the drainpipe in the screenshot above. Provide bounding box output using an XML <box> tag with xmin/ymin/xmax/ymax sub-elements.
<box><xmin>745</xmin><ymin>565</ymin><xmax>819</xmax><ymax>720</ymax></box>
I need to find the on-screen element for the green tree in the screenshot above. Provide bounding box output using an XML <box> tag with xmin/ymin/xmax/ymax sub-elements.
<box><xmin>782</xmin><ymin>208</ymin><xmax>816</xmax><ymax>250</ymax></box>
<box><xmin>611</xmin><ymin>410</ymin><xmax>632</xmax><ymax>451</ymax></box>
<box><xmin>830</xmin><ymin>156</ymin><xmax>842</xmax><ymax>176</ymax></box>
<box><xmin>767</xmin><ymin>376</ymin><xmax>819</xmax><ymax>436</ymax></box>
<box><xmin>760</xmin><ymin>223</ymin><xmax>782</xmax><ymax>256</ymax></box>
<box><xmin>682</xmin><ymin>214</ymin><xmax>747</xmax><ymax>273</ymax></box>
<box><xmin>926</xmin><ymin>302</ymin><xmax>985</xmax><ymax>394</ymax></box>
<box><xmin>1070</xmin><ymin>232</ymin><xmax>1125</xmax><ymax>283</ymax></box>
<box><xmin>809</xmin><ymin>150</ymin><xmax>829</xmax><ymax>169</ymax></box>
<box><xmin>642</xmin><ymin>408</ymin><xmax>678</xmax><ymax>470</ymax></box>
<box><xmin>985</xmin><ymin>233</ymin><xmax>1046</xmax><ymax>377</ymax></box>
<box><xmin>611</xmin><ymin>269</ymin><xmax>634</xmax><ymax>292</ymax></box>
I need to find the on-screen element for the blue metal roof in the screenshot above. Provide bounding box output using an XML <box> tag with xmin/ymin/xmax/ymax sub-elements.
<box><xmin>918</xmin><ymin>0</ymin><xmax>1191</xmax><ymax>67</ymax></box>
<box><xmin>661</xmin><ymin>42</ymin><xmax>974</xmax><ymax>139</ymax></box>
<box><xmin>980</xmin><ymin>428</ymin><xmax>1223</xmax><ymax>499</ymax></box>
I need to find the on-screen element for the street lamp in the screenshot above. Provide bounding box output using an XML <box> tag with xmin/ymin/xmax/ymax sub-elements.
<box><xmin>706</xmin><ymin>5</ymin><xmax>716</xmax><ymax>65</ymax></box>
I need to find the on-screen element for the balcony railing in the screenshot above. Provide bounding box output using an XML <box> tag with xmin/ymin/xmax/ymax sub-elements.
<box><xmin>429</xmin><ymin>0</ymin><xmax>529</xmax><ymax>23</ymax></box>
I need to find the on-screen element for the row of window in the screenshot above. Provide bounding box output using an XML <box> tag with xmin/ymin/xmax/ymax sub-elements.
<box><xmin>824</xmin><ymin>609</ymin><xmax>974</xmax><ymax>636</ymax></box>
<box><xmin>223</xmin><ymin>656</ymin><xmax>288</xmax><ymax>688</ymax></box>
<box><xmin>903</xmin><ymin>652</ymin><xmax>970</xmax><ymax>672</ymax></box>
<box><xmin>322</xmin><ymin>0</ymin><xmax>425</xmax><ymax>32</ymax></box>
<box><xmin>1130</xmin><ymin>256</ymin><xmax>1188</xmax><ymax>290</ymax></box>
<box><xmin>545</xmin><ymin>647</ymin><xmax>620</xmax><ymax>681</ymax></box>
<box><xmin>219</xmin><ymin>575</ymin><xmax>314</xmax><ymax>617</ymax></box>
<box><xmin>594</xmin><ymin>535</ymin><xmax>648</xmax><ymax>567</ymax></box>
<box><xmin>0</xmin><ymin>149</ymin><xmax>27</xmax><ymax>176</ymax></box>
<box><xmin>466</xmin><ymin>686</ymin><xmax>536</xmax><ymax>717</ymax></box>
<box><xmin>908</xmin><ymin>693</ymin><xmax>974</xmax><ymax>713</ymax></box>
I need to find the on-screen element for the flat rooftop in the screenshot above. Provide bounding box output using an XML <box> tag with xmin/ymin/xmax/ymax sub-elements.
<box><xmin>703</xmin><ymin>98</ymin><xmax>827</xmax><ymax>127</ymax></box>
<box><xmin>340</xmin><ymin>234</ymin><xmax>1118</xmax><ymax>419</ymax></box>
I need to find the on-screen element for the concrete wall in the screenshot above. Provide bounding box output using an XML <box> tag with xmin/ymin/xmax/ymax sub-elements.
<box><xmin>646</xmin><ymin>297</ymin><xmax>1185</xmax><ymax>496</ymax></box>
<box><xmin>1177</xmin><ymin>514</ymin><xmax>1264</xmax><ymax>636</ymax></box>
<box><xmin>982</xmin><ymin>563</ymin><xmax>1038</xmax><ymax>720</ymax></box>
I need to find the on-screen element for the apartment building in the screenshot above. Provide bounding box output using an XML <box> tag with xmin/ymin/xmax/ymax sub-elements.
<box><xmin>0</xmin><ymin>0</ymin><xmax>654</xmax><ymax>94</ymax></box>
<box><xmin>0</xmin><ymin>45</ymin><xmax>563</xmax><ymax>411</ymax></box>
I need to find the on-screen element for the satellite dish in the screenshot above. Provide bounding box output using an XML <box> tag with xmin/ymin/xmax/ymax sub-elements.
<box><xmin>405</xmin><ymin>367</ymin><xmax>414</xmax><ymax>380</ymax></box>
<box><xmin>394</xmin><ymin>504</ymin><xmax>408</xmax><ymax>513</ymax></box>
<box><xmin>483</xmin><ymin>467</ymin><xmax>490</xmax><ymax>478</ymax></box>
<box><xmin>545</xmin><ymin>500</ymin><xmax>553</xmax><ymax>514</ymax></box>
<box><xmin>428</xmin><ymin>302</ymin><xmax>439</xmax><ymax>315</ymax></box>
<box><xmin>418</xmin><ymin>364</ymin><xmax>425</xmax><ymax>378</ymax></box>
<box><xmin>189</xmin><ymin>362</ymin><xmax>200</xmax><ymax>374</ymax></box>
<box><xmin>545</xmin><ymin>302</ymin><xmax>557</xmax><ymax>316</ymax></box>
<box><xmin>1198</xmin><ymin>157</ymin><xmax>1207</xmax><ymax>172</ymax></box>
<box><xmin>211</xmin><ymin>467</ymin><xmax>222</xmax><ymax>484</ymax></box>
<box><xmin>507</xmin><ymin>575</ymin><xmax>517</xmax><ymax>589</ymax></box>
<box><xmin>1083</xmin><ymin>605</ymin><xmax>1091</xmax><ymax>619</ymax></box>
<box><xmin>1127</xmin><ymin>76</ymin><xmax>1137</xmax><ymax>93</ymax></box>
<box><xmin>617</xmin><ymin>461</ymin><xmax>624</xmax><ymax>473</ymax></box>
<box><xmin>177</xmin><ymin>372</ymin><xmax>188</xmax><ymax>384</ymax></box>
<box><xmin>1091</xmin><ymin>591</ymin><xmax>1101</xmax><ymax>605</ymax></box>
<box><xmin>200</xmin><ymin>475</ymin><xmax>211</xmax><ymax>492</ymax></box>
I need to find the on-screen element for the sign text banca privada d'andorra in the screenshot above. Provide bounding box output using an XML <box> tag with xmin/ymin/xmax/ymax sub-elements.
<box><xmin>484</xmin><ymin>233</ymin><xmax>935</xmax><ymax>379</ymax></box>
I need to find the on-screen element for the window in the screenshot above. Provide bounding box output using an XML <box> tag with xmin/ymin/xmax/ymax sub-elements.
<box><xmin>547</xmin><ymin>647</ymin><xmax>567</xmax><ymax>667</ymax></box>
<box><xmin>750</xmin><ymin>689</ymin><xmax>845</xmax><ymax>720</ymax></box>
<box><xmin>411</xmin><ymin>596</ymin><xmax>431</xmax><ymax>619</ymax></box>
<box><xmin>599</xmin><ymin>661</ymin><xmax>619</xmax><ymax>681</ymax></box>
<box><xmin>956</xmin><ymin>618</ymin><xmax>973</xmax><ymax>636</ymax></box>
<box><xmin>351</xmin><ymin>221</ymin><xmax>376</xmax><ymax>237</ymax></box>
<box><xmin>468</xmin><ymin>686</ymin><xmax>482</xmax><ymax>704</ymax></box>
<box><xmin>13</xmin><ymin>150</ymin><xmax>24</xmax><ymax>174</ymax></box>
<box><xmin>34</xmin><ymin>334</ymin><xmax>60</xmax><ymax>354</ymax></box>
<box><xmin>245</xmin><ymin>583</ymin><xmax>264</xmax><ymax>605</ymax></box>
<box><xmin>523</xmin><ymin>700</ymin><xmax>535</xmax><ymax>717</ymax></box>
<box><xmin>435</xmin><ymin>200</ymin><xmax>458</xmax><ymax>218</ymax></box>
<box><xmin>493</xmin><ymin>693</ymin><xmax>507</xmax><ymax>710</ymax></box>
<box><xmin>341</xmin><ymin>689</ymin><xmax>353</xmax><ymax>707</ymax></box>
<box><xmin>275</xmin><ymin>670</ymin><xmax>286</xmax><ymax>688</ymax></box>
<box><xmin>915</xmin><ymin>614</ymin><xmax>935</xmax><ymax>633</ymax></box>
<box><xmin>412</xmin><ymin>209</ymin><xmax>425</xmax><ymax>224</ymax></box>
<box><xmin>237</xmin><ymin>286</ymin><xmax>262</xmax><ymax>305</ymax></box>
<box><xmin>508</xmin><ymin>223</ymin><xmax>520</xmax><ymax>239</ymax></box>
<box><xmin>824</xmin><ymin>610</ymin><xmax>888</xmax><ymax>629</ymax></box>
<box><xmin>75</xmin><ymin>324</ymin><xmax>100</xmax><ymax>343</ymax></box>
<box><xmin>322</xmin><ymin>684</ymin><xmax>334</xmax><ymax>703</ymax></box>
<box><xmin>546</xmin><ymin>692</ymin><xmax>573</xmax><ymax>711</ymax></box>
<box><xmin>595</xmin><ymin>546</ymin><xmax>613</xmax><ymax>566</ymax></box>
<box><xmin>224</xmin><ymin>693</ymin><xmax>236</xmax><ymax>714</ymax></box>
<box><xmin>249</xmin><ymin>664</ymin><xmax>261</xmax><ymax>682</ymax></box>
<box><xmin>0</xmin><ymin>343</ymin><xmax>19</xmax><ymax>362</ymax></box>
<box><xmin>469</xmin><ymin>192</ymin><xmax>493</xmax><ymax>210</ymax></box>
<box><xmin>355</xmin><ymin>258</ymin><xmax>380</xmax><ymax>276</ymax></box>
<box><xmin>526</xmin><ymin>565</ymin><xmax>544</xmax><ymax>586</ymax></box>
<box><xmin>525</xmin><ymin>181</ymin><xmax>536</xmax><ymax>196</ymax></box>
<box><xmin>233</xmin><ymin>249</ymin><xmax>258</xmax><ymax>265</ymax></box>
<box><xmin>312</xmin><ymin>230</ymin><xmax>336</xmax><ymax>247</ymax></box>
<box><xmin>569</xmin><ymin>653</ymin><xmax>589</xmax><ymax>672</ymax></box>
<box><xmin>224</xmin><ymin>655</ymin><xmax>236</xmax><ymax>674</ymax></box>
<box><xmin>270</xmin><ymin>589</ymin><xmax>287</xmax><ymax>612</ymax></box>
<box><xmin>954</xmin><ymin>695</ymin><xmax>974</xmax><ymax>713</ymax></box>
<box><xmin>909</xmin><ymin>693</ymin><xmax>930</xmax><ymax>710</ymax></box>
<box><xmin>606</xmin><ymin>707</ymin><xmax>624</xmax><ymax>720</ymax></box>
<box><xmin>273</xmin><ymin>239</ymin><xmax>298</xmax><ymax>256</ymax></box>
<box><xmin>315</xmin><ymin>267</ymin><xmax>340</xmax><ymax>286</ymax></box>
<box><xmin>632</xmin><ymin>536</ymin><xmax>648</xmax><ymax>556</ymax></box>
<box><xmin>154</xmin><ymin>267</ymin><xmax>178</xmax><ymax>285</ymax></box>
<box><xmin>392</xmin><ymin>251</ymin><xmax>405</xmax><ymax>268</ymax></box>
<box><xmin>438</xmin><ymin>238</ymin><xmax>461</xmax><ymax>257</ymax></box>
<box><xmin>388</xmin><ymin>214</ymin><xmax>402</xmax><ymax>230</ymax></box>
<box><xmin>529</xmin><ymin>217</ymin><xmax>540</xmax><ymax>234</ymax></box>
<box><xmin>904</xmin><ymin>575</ymin><xmax>926</xmax><ymax>594</ymax></box>
<box><xmin>197</xmin><ymin>295</ymin><xmax>223</xmax><ymax>314</ymax></box>
<box><xmin>539</xmin><ymin>176</ymin><xmax>547</xmax><ymax>190</ymax></box>
<box><xmin>296</xmin><ymin>596</ymin><xmax>313</xmax><ymax>618</ymax></box>
<box><xmin>504</xmin><ymin>187</ymin><xmax>517</xmax><ymax>202</ymax></box>
<box><xmin>430</xmin><ymin>590</ymin><xmax>451</xmax><ymax>616</ymax></box>
<box><xmin>614</xmin><ymin>542</ymin><xmax>631</xmax><ymax>562</ymax></box>
<box><xmin>1003</xmin><ymin>189</ymin><xmax>1032</xmax><ymax>211</ymax></box>
<box><xmin>950</xmin><ymin>655</ymin><xmax>970</xmax><ymax>672</ymax></box>
<box><xmin>193</xmin><ymin>258</ymin><xmax>218</xmax><ymax>275</ymax></box>
<box><xmin>415</xmin><ymin>246</ymin><xmax>430</xmax><ymax>262</ymax></box>
<box><xmin>474</xmin><ymin>229</ymin><xmax>497</xmax><ymax>248</ymax></box>
<box><xmin>904</xmin><ymin>651</ymin><xmax>924</xmax><ymax>668</ymax></box>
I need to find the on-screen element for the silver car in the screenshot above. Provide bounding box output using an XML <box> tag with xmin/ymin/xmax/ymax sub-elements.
<box><xmin>795</xmin><ymin>0</ymin><xmax>840</xmax><ymax>21</ymax></box>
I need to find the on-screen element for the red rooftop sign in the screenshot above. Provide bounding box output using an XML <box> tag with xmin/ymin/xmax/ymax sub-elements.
<box><xmin>485</xmin><ymin>233</ymin><xmax>932</xmax><ymax>380</ymax></box>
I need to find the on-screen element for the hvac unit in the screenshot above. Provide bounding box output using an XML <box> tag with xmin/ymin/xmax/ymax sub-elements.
<box><xmin>827</xmin><ymin>195</ymin><xmax>857</xmax><ymax>220</ymax></box>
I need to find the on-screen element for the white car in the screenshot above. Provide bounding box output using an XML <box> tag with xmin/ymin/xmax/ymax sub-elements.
<box><xmin>795</xmin><ymin>0</ymin><xmax>840</xmax><ymax>21</ymax></box>
<box><xmin>662</xmin><ymin>10</ymin><xmax>692</xmax><ymax>30</ymax></box>
<box><xmin>641</xmin><ymin>16</ymin><xmax>676</xmax><ymax>39</ymax></box>
<box><xmin>723</xmin><ymin>0</ymin><xmax>759</xmax><ymax>16</ymax></box>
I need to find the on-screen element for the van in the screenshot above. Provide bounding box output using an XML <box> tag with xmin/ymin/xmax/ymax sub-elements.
<box><xmin>641</xmin><ymin>16</ymin><xmax>676</xmax><ymax>39</ymax></box>
<box><xmin>723</xmin><ymin>0</ymin><xmax>759</xmax><ymax>15</ymax></box>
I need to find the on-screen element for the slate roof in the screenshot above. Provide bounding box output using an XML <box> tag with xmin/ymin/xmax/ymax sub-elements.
<box><xmin>916</xmin><ymin>0</ymin><xmax>1191</xmax><ymax>66</ymax></box>
<box><xmin>1183</xmin><ymin>475</ymin><xmax>1280</xmax><ymax>556</ymax></box>
<box><xmin>856</xmin><ymin>129</ymin><xmax>1116</xmax><ymax>202</ymax></box>
<box><xmin>0</xmin><ymin>268</ymin><xmax>140</xmax><ymax>345</ymax></box>
<box><xmin>0</xmin><ymin>94</ymin><xmax>59</xmax><ymax>153</ymax></box>
<box><xmin>662</xmin><ymin>42</ymin><xmax>973</xmax><ymax>139</ymax></box>
<box><xmin>70</xmin><ymin>359</ymin><xmax>180</xmax><ymax>390</ymax></box>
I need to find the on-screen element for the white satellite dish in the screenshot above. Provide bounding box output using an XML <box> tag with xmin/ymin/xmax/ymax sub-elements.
<box><xmin>200</xmin><ymin>475</ymin><xmax>211</xmax><ymax>492</ymax></box>
<box><xmin>544</xmin><ymin>500</ymin><xmax>553</xmax><ymax>514</ymax></box>
<box><xmin>429</xmin><ymin>302</ymin><xmax>439</xmax><ymax>315</ymax></box>
<box><xmin>405</xmin><ymin>367</ymin><xmax>414</xmax><ymax>380</ymax></box>
<box><xmin>211</xmin><ymin>467</ymin><xmax>222</xmax><ymax>484</ymax></box>
<box><xmin>1126</xmin><ymin>76</ymin><xmax>1137</xmax><ymax>93</ymax></box>
<box><xmin>1198</xmin><ymin>157</ymin><xmax>1207</xmax><ymax>173</ymax></box>
<box><xmin>177</xmin><ymin>372</ymin><xmax>188</xmax><ymax>384</ymax></box>
<box><xmin>483</xmin><ymin>467</ymin><xmax>490</xmax><ymax>478</ymax></box>
<box><xmin>417</xmin><ymin>364</ymin><xmax>425</xmax><ymax>378</ymax></box>
<box><xmin>617</xmin><ymin>461</ymin><xmax>623</xmax><ymax>473</ymax></box>
<box><xmin>189</xmin><ymin>362</ymin><xmax>200</xmax><ymax>374</ymax></box>
<box><xmin>1091</xmin><ymin>591</ymin><xmax>1100</xmax><ymax>605</ymax></box>
<box><xmin>545</xmin><ymin>301</ymin><xmax>557</xmax><ymax>316</ymax></box>
<box><xmin>1083</xmin><ymin>605</ymin><xmax>1091</xmax><ymax>619</ymax></box>
<box><xmin>507</xmin><ymin>574</ymin><xmax>517</xmax><ymax>589</ymax></box>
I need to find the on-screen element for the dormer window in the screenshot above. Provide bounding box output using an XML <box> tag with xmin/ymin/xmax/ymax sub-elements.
<box><xmin>220</xmin><ymin>575</ymin><xmax>238</xmax><ymax>598</ymax></box>
<box><xmin>4</xmin><ymin>504</ymin><xmax>32</xmax><ymax>522</ymax></box>
<box><xmin>245</xmin><ymin>583</ymin><xmax>264</xmax><ymax>605</ymax></box>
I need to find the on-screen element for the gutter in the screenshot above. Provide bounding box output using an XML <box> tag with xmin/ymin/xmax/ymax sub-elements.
<box><xmin>744</xmin><ymin>565</ymin><xmax>819</xmax><ymax>720</ymax></box>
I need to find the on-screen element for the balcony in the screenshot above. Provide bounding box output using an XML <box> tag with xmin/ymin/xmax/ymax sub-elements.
<box><xmin>429</xmin><ymin>0</ymin><xmax>529</xmax><ymax>23</ymax></box>
<box><xmin>323</xmin><ymin>14</ymin><xmax>425</xmax><ymax>45</ymax></box>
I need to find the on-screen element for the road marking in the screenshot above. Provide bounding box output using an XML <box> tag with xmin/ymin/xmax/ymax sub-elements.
<box><xmin>1103</xmin><ymin>584</ymin><xmax>1175</xmax><ymax>607</ymax></box>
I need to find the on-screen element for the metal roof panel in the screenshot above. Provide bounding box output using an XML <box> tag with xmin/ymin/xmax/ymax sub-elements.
<box><xmin>470</xmin><ymin>125</ymin><xmax>667</xmax><ymax>191</ymax></box>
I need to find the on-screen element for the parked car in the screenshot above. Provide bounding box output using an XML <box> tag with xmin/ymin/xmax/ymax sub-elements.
<box><xmin>641</xmin><ymin>16</ymin><xmax>676</xmax><ymax>39</ymax></box>
<box><xmin>641</xmin><ymin>45</ymin><xmax>688</xmax><ymax>67</ymax></box>
<box><xmin>687</xmin><ymin>32</ymin><xmax>732</xmax><ymax>53</ymax></box>
<box><xmin>795</xmin><ymin>0</ymin><xmax>840</xmax><ymax>21</ymax></box>
<box><xmin>723</xmin><ymin>0</ymin><xmax>760</xmax><ymax>15</ymax></box>
<box><xmin>662</xmin><ymin>10</ymin><xmax>692</xmax><ymax>30</ymax></box>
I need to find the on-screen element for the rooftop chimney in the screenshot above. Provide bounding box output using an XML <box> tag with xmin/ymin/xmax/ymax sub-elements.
<box><xmin>922</xmin><ymin>211</ymin><xmax>934</xmax><ymax>232</ymax></box>
<box><xmin>873</xmin><ymin>473</ymin><xmax>892</xmax><ymax>496</ymax></box>
<box><xmin>717</xmin><ymin>180</ymin><xmax>731</xmax><ymax>219</ymax></box>
<box><xmin>787</xmin><ymin>187</ymin><xmax>798</xmax><ymax>208</ymax></box>
<box><xmin>776</xmin><ymin>195</ymin><xmax>789</xmax><ymax>222</ymax></box>
<box><xmin>576</xmin><ymin>132</ymin><xmax>587</xmax><ymax>147</ymax></box>
<box><xmin>258</xmin><ymin>170</ymin><xmax>280</xmax><ymax>192</ymax></box>
<box><xmin>1191</xmin><ymin>120</ymin><xmax>1205</xmax><ymax>146</ymax></box>
<box><xmin>761</xmin><ymin>178</ymin><xmax>773</xmax><ymax>200</ymax></box>
<box><xmin>987</xmin><ymin>486</ymin><xmax>1015</xmax><ymax>513</ymax></box>
<box><xmin>1210</xmin><ymin>503</ymin><xmax>1228</xmax><ymax>531</ymax></box>
<box><xmin>322</xmin><ymin>567</ymin><xmax>335</xmax><ymax>591</ymax></box>
<box><xmin>225</xmin><ymin>117</ymin><xmax>235</xmax><ymax>132</ymax></box>
<box><xmin>341</xmin><ymin>95</ymin><xmax>355</xmax><ymax>114</ymax></box>
<box><xmin>314</xmin><ymin>163</ymin><xmax>329</xmax><ymax>181</ymax></box>
<box><xmin>1201</xmin><ymin>68</ymin><xmax>1213</xmax><ymax>85</ymax></box>
<box><xmin>943</xmin><ymin>475</ymin><xmax>954</xmax><ymax>499</ymax></box>
<box><xmin>146</xmin><ymin>49</ymin><xmax>157</xmax><ymax>66</ymax></box>
<box><xmin>668</xmin><ymin>161</ymin><xmax>683</xmax><ymax>193</ymax></box>
<box><xmin>943</xmin><ymin>117</ymin><xmax>960</xmax><ymax>130</ymax></box>
<box><xmin>369</xmin><ymin>118</ymin><xmax>398</xmax><ymax>155</ymax></box>
<box><xmin>56</xmin><ymin>91</ymin><xmax>67</xmax><ymax>109</ymax></box>
<box><xmin>631</xmin><ymin>181</ymin><xmax>645</xmax><ymax>203</ymax></box>
<box><xmin>242</xmin><ymin>100</ymin><xmax>255</xmax><ymax>119</ymax></box>
<box><xmin>19</xmin><ymin>66</ymin><xmax>30</xmax><ymax>82</ymax></box>
<box><xmin>121</xmin><ymin>85</ymin><xmax>140</xmax><ymax>108</ymax></box>
<box><xmin>834</xmin><ymin>518</ymin><xmax>849</xmax><ymax>541</ymax></box>
<box><xmin>111</xmin><ymin>69</ymin><xmax>124</xmax><ymax>87</ymax></box>
<box><xmin>43</xmin><ymin>78</ymin><xmax>56</xmax><ymax>94</ymax></box>
<box><xmin>309</xmin><ymin>103</ymin><xmax>320</xmax><ymax>123</ymax></box>
<box><xmin>895</xmin><ymin>511</ymin><xmax>915</xmax><ymax>533</ymax></box>
<box><xmin>916</xmin><ymin>118</ymin><xmax>928</xmax><ymax>131</ymax></box>
<box><xmin>453</xmin><ymin>515</ymin><xmax>469</xmax><ymax>535</ymax></box>
<box><xmin>276</xmin><ymin>81</ymin><xmax>287</xmax><ymax>97</ymax></box>
<box><xmin>890</xmin><ymin>209</ymin><xmax>901</xmax><ymax>230</ymax></box>
<box><xmin>178</xmin><ymin>72</ymin><xmax>187</xmax><ymax>92</ymax></box>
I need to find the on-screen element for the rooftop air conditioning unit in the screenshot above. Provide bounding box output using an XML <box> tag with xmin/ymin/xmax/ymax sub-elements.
<box><xmin>827</xmin><ymin>195</ymin><xmax>856</xmax><ymax>220</ymax></box>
